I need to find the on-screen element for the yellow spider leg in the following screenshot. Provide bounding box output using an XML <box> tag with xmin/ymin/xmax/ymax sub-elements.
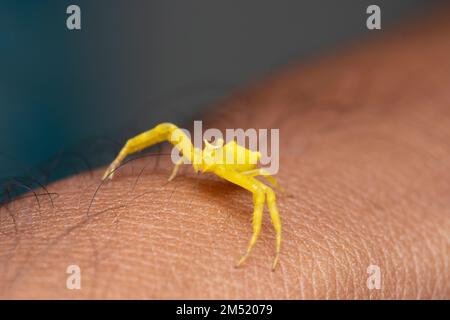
<box><xmin>264</xmin><ymin>186</ymin><xmax>282</xmax><ymax>270</ymax></box>
<box><xmin>242</xmin><ymin>168</ymin><xmax>285</xmax><ymax>194</ymax></box>
<box><xmin>213</xmin><ymin>166</ymin><xmax>282</xmax><ymax>269</ymax></box>
<box><xmin>234</xmin><ymin>170</ymin><xmax>283</xmax><ymax>265</ymax></box>
<box><xmin>168</xmin><ymin>158</ymin><xmax>183</xmax><ymax>181</ymax></box>
<box><xmin>102</xmin><ymin>122</ymin><xmax>195</xmax><ymax>180</ymax></box>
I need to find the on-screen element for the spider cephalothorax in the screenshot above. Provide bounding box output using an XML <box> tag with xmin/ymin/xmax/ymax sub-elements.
<box><xmin>103</xmin><ymin>122</ymin><xmax>282</xmax><ymax>269</ymax></box>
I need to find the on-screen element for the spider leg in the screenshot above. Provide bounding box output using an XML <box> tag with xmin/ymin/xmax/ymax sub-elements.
<box><xmin>168</xmin><ymin>158</ymin><xmax>184</xmax><ymax>181</ymax></box>
<box><xmin>264</xmin><ymin>186</ymin><xmax>282</xmax><ymax>270</ymax></box>
<box><xmin>213</xmin><ymin>166</ymin><xmax>281</xmax><ymax>269</ymax></box>
<box><xmin>102</xmin><ymin>123</ymin><xmax>195</xmax><ymax>180</ymax></box>
<box><xmin>238</xmin><ymin>189</ymin><xmax>265</xmax><ymax>267</ymax></box>
<box><xmin>242</xmin><ymin>168</ymin><xmax>284</xmax><ymax>194</ymax></box>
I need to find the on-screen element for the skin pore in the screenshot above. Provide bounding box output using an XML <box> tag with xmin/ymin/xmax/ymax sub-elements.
<box><xmin>1</xmin><ymin>7</ymin><xmax>449</xmax><ymax>299</ymax></box>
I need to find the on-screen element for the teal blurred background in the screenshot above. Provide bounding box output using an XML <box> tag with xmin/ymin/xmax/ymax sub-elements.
<box><xmin>0</xmin><ymin>0</ymin><xmax>438</xmax><ymax>186</ymax></box>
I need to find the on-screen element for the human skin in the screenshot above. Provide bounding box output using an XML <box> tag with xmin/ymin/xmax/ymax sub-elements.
<box><xmin>1</xmin><ymin>7</ymin><xmax>449</xmax><ymax>299</ymax></box>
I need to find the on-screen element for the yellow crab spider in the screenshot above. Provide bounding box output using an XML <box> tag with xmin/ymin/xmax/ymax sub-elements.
<box><xmin>102</xmin><ymin>122</ymin><xmax>282</xmax><ymax>269</ymax></box>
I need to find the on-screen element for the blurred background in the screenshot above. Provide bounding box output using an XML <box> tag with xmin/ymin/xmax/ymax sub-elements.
<box><xmin>0</xmin><ymin>0</ymin><xmax>440</xmax><ymax>188</ymax></box>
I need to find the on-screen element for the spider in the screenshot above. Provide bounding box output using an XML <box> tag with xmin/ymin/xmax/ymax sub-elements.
<box><xmin>102</xmin><ymin>122</ymin><xmax>282</xmax><ymax>269</ymax></box>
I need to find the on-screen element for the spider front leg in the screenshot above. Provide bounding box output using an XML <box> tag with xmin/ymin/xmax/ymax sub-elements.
<box><xmin>102</xmin><ymin>123</ymin><xmax>194</xmax><ymax>180</ymax></box>
<box><xmin>213</xmin><ymin>166</ymin><xmax>282</xmax><ymax>269</ymax></box>
<box><xmin>168</xmin><ymin>158</ymin><xmax>184</xmax><ymax>181</ymax></box>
